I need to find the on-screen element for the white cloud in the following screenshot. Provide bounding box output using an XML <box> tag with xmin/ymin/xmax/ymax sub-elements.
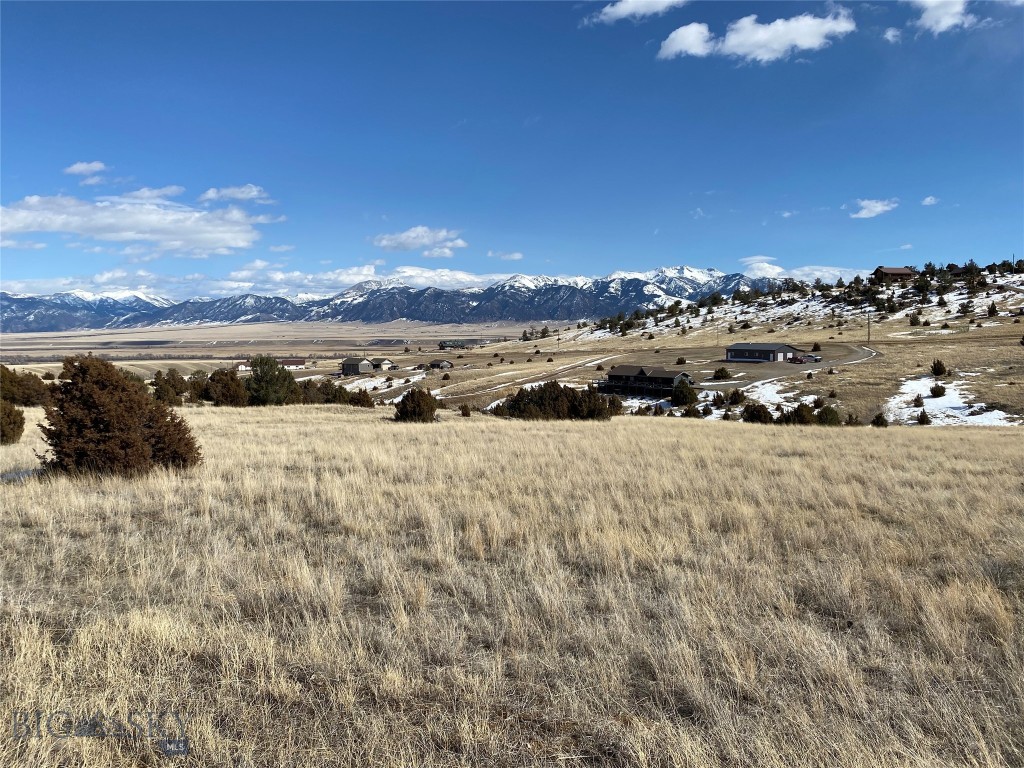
<box><xmin>0</xmin><ymin>238</ymin><xmax>46</xmax><ymax>250</ymax></box>
<box><xmin>80</xmin><ymin>175</ymin><xmax>106</xmax><ymax>186</ymax></box>
<box><xmin>658</xmin><ymin>23</ymin><xmax>715</xmax><ymax>58</ymax></box>
<box><xmin>883</xmin><ymin>27</ymin><xmax>902</xmax><ymax>43</ymax></box>
<box><xmin>373</xmin><ymin>225</ymin><xmax>468</xmax><ymax>258</ymax></box>
<box><xmin>660</xmin><ymin>8</ymin><xmax>856</xmax><ymax>63</ymax></box>
<box><xmin>739</xmin><ymin>256</ymin><xmax>871</xmax><ymax>283</ymax></box>
<box><xmin>269</xmin><ymin>244</ymin><xmax>295</xmax><ymax>252</ymax></box>
<box><xmin>850</xmin><ymin>198</ymin><xmax>899</xmax><ymax>219</ymax></box>
<box><xmin>690</xmin><ymin>207</ymin><xmax>708</xmax><ymax>219</ymax></box>
<box><xmin>587</xmin><ymin>0</ymin><xmax>689</xmax><ymax>25</ymax></box>
<box><xmin>778</xmin><ymin>210</ymin><xmax>797</xmax><ymax>218</ymax></box>
<box><xmin>1</xmin><ymin>189</ymin><xmax>281</xmax><ymax>257</ymax></box>
<box><xmin>198</xmin><ymin>184</ymin><xmax>272</xmax><ymax>203</ymax></box>
<box><xmin>423</xmin><ymin>246</ymin><xmax>456</xmax><ymax>258</ymax></box>
<box><xmin>64</xmin><ymin>161</ymin><xmax>107</xmax><ymax>176</ymax></box>
<box><xmin>908</xmin><ymin>0</ymin><xmax>976</xmax><ymax>35</ymax></box>
<box><xmin>93</xmin><ymin>269</ymin><xmax>128</xmax><ymax>284</ymax></box>
<box><xmin>373</xmin><ymin>225</ymin><xmax>461</xmax><ymax>250</ymax></box>
<box><xmin>921</xmin><ymin>195</ymin><xmax>939</xmax><ymax>205</ymax></box>
<box><xmin>488</xmin><ymin>250</ymin><xmax>524</xmax><ymax>261</ymax></box>
<box><xmin>900</xmin><ymin>243</ymin><xmax>914</xmax><ymax>250</ymax></box>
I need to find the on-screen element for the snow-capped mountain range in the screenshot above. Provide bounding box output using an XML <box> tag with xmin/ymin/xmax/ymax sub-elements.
<box><xmin>0</xmin><ymin>267</ymin><xmax>777</xmax><ymax>332</ymax></box>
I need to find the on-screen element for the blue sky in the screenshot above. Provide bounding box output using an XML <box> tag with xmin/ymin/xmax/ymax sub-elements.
<box><xmin>1</xmin><ymin>0</ymin><xmax>1022</xmax><ymax>299</ymax></box>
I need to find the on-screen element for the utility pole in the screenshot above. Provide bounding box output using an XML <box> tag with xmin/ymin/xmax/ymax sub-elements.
<box><xmin>867</xmin><ymin>317</ymin><xmax>871</xmax><ymax>343</ymax></box>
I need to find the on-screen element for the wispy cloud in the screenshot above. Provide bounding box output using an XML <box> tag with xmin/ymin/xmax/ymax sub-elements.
<box><xmin>850</xmin><ymin>198</ymin><xmax>899</xmax><ymax>219</ymax></box>
<box><xmin>488</xmin><ymin>250</ymin><xmax>524</xmax><ymax>261</ymax></box>
<box><xmin>659</xmin><ymin>8</ymin><xmax>856</xmax><ymax>63</ymax></box>
<box><xmin>585</xmin><ymin>0</ymin><xmax>689</xmax><ymax>26</ymax></box>
<box><xmin>921</xmin><ymin>195</ymin><xmax>939</xmax><ymax>206</ymax></box>
<box><xmin>0</xmin><ymin>238</ymin><xmax>47</xmax><ymax>250</ymax></box>
<box><xmin>80</xmin><ymin>175</ymin><xmax>106</xmax><ymax>186</ymax></box>
<box><xmin>269</xmin><ymin>244</ymin><xmax>295</xmax><ymax>252</ymax></box>
<box><xmin>63</xmin><ymin>161</ymin><xmax>107</xmax><ymax>175</ymax></box>
<box><xmin>883</xmin><ymin>27</ymin><xmax>902</xmax><ymax>43</ymax></box>
<box><xmin>198</xmin><ymin>184</ymin><xmax>272</xmax><ymax>204</ymax></box>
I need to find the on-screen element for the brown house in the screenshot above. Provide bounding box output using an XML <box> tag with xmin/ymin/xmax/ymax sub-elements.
<box><xmin>872</xmin><ymin>266</ymin><xmax>917</xmax><ymax>283</ymax></box>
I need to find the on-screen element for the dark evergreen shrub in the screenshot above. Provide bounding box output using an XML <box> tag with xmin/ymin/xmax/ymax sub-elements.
<box><xmin>459</xmin><ymin>404</ymin><xmax>471</xmax><ymax>417</ymax></box>
<box><xmin>670</xmin><ymin>381</ymin><xmax>699</xmax><ymax>406</ymax></box>
<box><xmin>845</xmin><ymin>413</ymin><xmax>862</xmax><ymax>426</ymax></box>
<box><xmin>930</xmin><ymin>384</ymin><xmax>946</xmax><ymax>397</ymax></box>
<box><xmin>348</xmin><ymin>389</ymin><xmax>375</xmax><ymax>408</ymax></box>
<box><xmin>806</xmin><ymin>372</ymin><xmax>813</xmax><ymax>380</ymax></box>
<box><xmin>711</xmin><ymin>391</ymin><xmax>726</xmax><ymax>407</ymax></box>
<box><xmin>776</xmin><ymin>402</ymin><xmax>815</xmax><ymax>425</ymax></box>
<box><xmin>187</xmin><ymin>370</ymin><xmax>209</xmax><ymax>404</ymax></box>
<box><xmin>39</xmin><ymin>355</ymin><xmax>202</xmax><ymax>476</ymax></box>
<box><xmin>727</xmin><ymin>389</ymin><xmax>746</xmax><ymax>406</ymax></box>
<box><xmin>912</xmin><ymin>393</ymin><xmax>924</xmax><ymax>407</ymax></box>
<box><xmin>675</xmin><ymin>357</ymin><xmax>686</xmax><ymax>365</ymax></box>
<box><xmin>741</xmin><ymin>402</ymin><xmax>774</xmax><ymax>424</ymax></box>
<box><xmin>816</xmin><ymin>406</ymin><xmax>841</xmax><ymax>426</ymax></box>
<box><xmin>0</xmin><ymin>365</ymin><xmax>52</xmax><ymax>407</ymax></box>
<box><xmin>152</xmin><ymin>371</ymin><xmax>183</xmax><ymax>406</ymax></box>
<box><xmin>207</xmin><ymin>368</ymin><xmax>249</xmax><ymax>407</ymax></box>
<box><xmin>491</xmin><ymin>382</ymin><xmax>616</xmax><ymax>421</ymax></box>
<box><xmin>245</xmin><ymin>356</ymin><xmax>300</xmax><ymax>406</ymax></box>
<box><xmin>395</xmin><ymin>388</ymin><xmax>440</xmax><ymax>422</ymax></box>
<box><xmin>827</xmin><ymin>389</ymin><xmax>837</xmax><ymax>399</ymax></box>
<box><xmin>682</xmin><ymin>404</ymin><xmax>702</xmax><ymax>418</ymax></box>
<box><xmin>547</xmin><ymin>358</ymin><xmax>554</xmax><ymax>363</ymax></box>
<box><xmin>871</xmin><ymin>412</ymin><xmax>889</xmax><ymax>427</ymax></box>
<box><xmin>811</xmin><ymin>342</ymin><xmax>822</xmax><ymax>352</ymax></box>
<box><xmin>1</xmin><ymin>400</ymin><xmax>25</xmax><ymax>445</ymax></box>
<box><xmin>442</xmin><ymin>373</ymin><xmax>451</xmax><ymax>380</ymax></box>
<box><xmin>917</xmin><ymin>409</ymin><xmax>932</xmax><ymax>425</ymax></box>
<box><xmin>712</xmin><ymin>367</ymin><xmax>730</xmax><ymax>381</ymax></box>
<box><xmin>931</xmin><ymin>359</ymin><xmax>947</xmax><ymax>376</ymax></box>
<box><xmin>701</xmin><ymin>404</ymin><xmax>713</xmax><ymax>417</ymax></box>
<box><xmin>812</xmin><ymin>396</ymin><xmax>825</xmax><ymax>409</ymax></box>
<box><xmin>595</xmin><ymin>364</ymin><xmax>603</xmax><ymax>371</ymax></box>
<box><xmin>41</xmin><ymin>372</ymin><xmax>56</xmax><ymax>381</ymax></box>
<box><xmin>740</xmin><ymin>321</ymin><xmax>752</xmax><ymax>329</ymax></box>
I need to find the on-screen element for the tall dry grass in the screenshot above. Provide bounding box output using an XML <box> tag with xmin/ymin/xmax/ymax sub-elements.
<box><xmin>1</xmin><ymin>406</ymin><xmax>1022</xmax><ymax>766</ymax></box>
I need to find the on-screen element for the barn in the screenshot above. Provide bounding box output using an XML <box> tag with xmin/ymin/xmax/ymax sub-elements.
<box><xmin>370</xmin><ymin>358</ymin><xmax>397</xmax><ymax>371</ymax></box>
<box><xmin>341</xmin><ymin>357</ymin><xmax>374</xmax><ymax>376</ymax></box>
<box><xmin>725</xmin><ymin>343</ymin><xmax>804</xmax><ymax>363</ymax></box>
<box><xmin>429</xmin><ymin>359</ymin><xmax>454</xmax><ymax>370</ymax></box>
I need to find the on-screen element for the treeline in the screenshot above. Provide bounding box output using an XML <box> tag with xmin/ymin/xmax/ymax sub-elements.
<box><xmin>491</xmin><ymin>381</ymin><xmax>622</xmax><ymax>420</ymax></box>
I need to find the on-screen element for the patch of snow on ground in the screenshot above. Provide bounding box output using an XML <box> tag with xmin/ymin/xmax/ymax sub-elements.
<box><xmin>884</xmin><ymin>377</ymin><xmax>1019</xmax><ymax>426</ymax></box>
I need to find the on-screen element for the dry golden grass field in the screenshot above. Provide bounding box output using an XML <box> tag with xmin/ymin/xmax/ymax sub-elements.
<box><xmin>1</xmin><ymin>405</ymin><xmax>1022</xmax><ymax>767</ymax></box>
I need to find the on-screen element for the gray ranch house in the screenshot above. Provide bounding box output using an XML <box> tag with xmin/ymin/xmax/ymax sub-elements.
<box><xmin>341</xmin><ymin>357</ymin><xmax>374</xmax><ymax>376</ymax></box>
<box><xmin>726</xmin><ymin>343</ymin><xmax>804</xmax><ymax>363</ymax></box>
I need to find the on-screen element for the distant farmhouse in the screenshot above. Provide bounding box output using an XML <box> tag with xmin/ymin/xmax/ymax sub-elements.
<box><xmin>726</xmin><ymin>343</ymin><xmax>804</xmax><ymax>363</ymax></box>
<box><xmin>438</xmin><ymin>340</ymin><xmax>469</xmax><ymax>350</ymax></box>
<box><xmin>369</xmin><ymin>358</ymin><xmax>397</xmax><ymax>371</ymax></box>
<box><xmin>872</xmin><ymin>266</ymin><xmax>917</xmax><ymax>283</ymax></box>
<box><xmin>429</xmin><ymin>359</ymin><xmax>454</xmax><ymax>370</ymax></box>
<box><xmin>601</xmin><ymin>365</ymin><xmax>691</xmax><ymax>396</ymax></box>
<box><xmin>236</xmin><ymin>357</ymin><xmax>308</xmax><ymax>372</ymax></box>
<box><xmin>341</xmin><ymin>357</ymin><xmax>374</xmax><ymax>376</ymax></box>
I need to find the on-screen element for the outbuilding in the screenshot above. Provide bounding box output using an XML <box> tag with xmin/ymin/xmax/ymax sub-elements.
<box><xmin>369</xmin><ymin>358</ymin><xmax>396</xmax><ymax>371</ymax></box>
<box><xmin>429</xmin><ymin>359</ymin><xmax>454</xmax><ymax>370</ymax></box>
<box><xmin>725</xmin><ymin>343</ymin><xmax>804</xmax><ymax>363</ymax></box>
